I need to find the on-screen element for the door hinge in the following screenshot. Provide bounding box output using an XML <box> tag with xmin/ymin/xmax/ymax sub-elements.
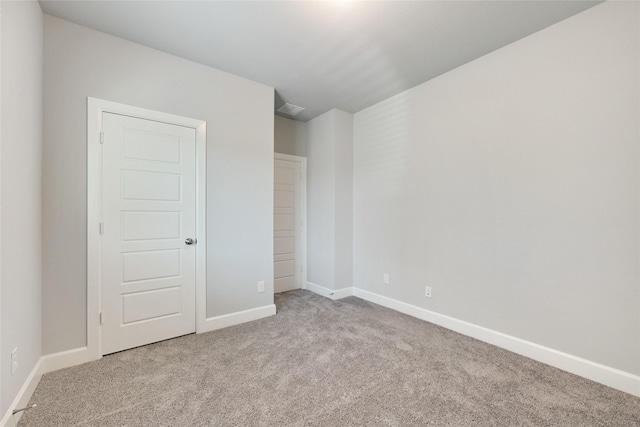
<box><xmin>99</xmin><ymin>132</ymin><xmax>104</xmax><ymax>144</ymax></box>
<box><xmin>99</xmin><ymin>312</ymin><xmax>103</xmax><ymax>325</ymax></box>
<box><xmin>99</xmin><ymin>222</ymin><xmax>104</xmax><ymax>235</ymax></box>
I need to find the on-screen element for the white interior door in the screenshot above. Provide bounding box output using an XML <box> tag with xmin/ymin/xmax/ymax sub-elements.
<box><xmin>274</xmin><ymin>157</ymin><xmax>303</xmax><ymax>293</ymax></box>
<box><xmin>102</xmin><ymin>112</ymin><xmax>196</xmax><ymax>355</ymax></box>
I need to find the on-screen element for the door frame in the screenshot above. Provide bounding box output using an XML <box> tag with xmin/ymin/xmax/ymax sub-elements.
<box><xmin>274</xmin><ymin>153</ymin><xmax>307</xmax><ymax>291</ymax></box>
<box><xmin>87</xmin><ymin>97</ymin><xmax>207</xmax><ymax>361</ymax></box>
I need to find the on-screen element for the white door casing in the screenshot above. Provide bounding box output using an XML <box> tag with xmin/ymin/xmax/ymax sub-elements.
<box><xmin>88</xmin><ymin>98</ymin><xmax>206</xmax><ymax>360</ymax></box>
<box><xmin>101</xmin><ymin>113</ymin><xmax>196</xmax><ymax>355</ymax></box>
<box><xmin>274</xmin><ymin>154</ymin><xmax>306</xmax><ymax>293</ymax></box>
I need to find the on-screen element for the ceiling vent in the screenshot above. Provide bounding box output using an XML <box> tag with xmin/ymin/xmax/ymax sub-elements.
<box><xmin>277</xmin><ymin>103</ymin><xmax>305</xmax><ymax>117</ymax></box>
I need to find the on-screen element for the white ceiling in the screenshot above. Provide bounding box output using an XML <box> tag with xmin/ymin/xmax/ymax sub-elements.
<box><xmin>39</xmin><ymin>0</ymin><xmax>600</xmax><ymax>122</ymax></box>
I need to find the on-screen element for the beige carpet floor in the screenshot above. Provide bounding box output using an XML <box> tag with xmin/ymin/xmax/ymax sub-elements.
<box><xmin>17</xmin><ymin>290</ymin><xmax>640</xmax><ymax>426</ymax></box>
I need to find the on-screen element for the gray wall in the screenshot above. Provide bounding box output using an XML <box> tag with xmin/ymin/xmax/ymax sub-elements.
<box><xmin>307</xmin><ymin>109</ymin><xmax>353</xmax><ymax>290</ymax></box>
<box><xmin>43</xmin><ymin>15</ymin><xmax>275</xmax><ymax>355</ymax></box>
<box><xmin>1</xmin><ymin>0</ymin><xmax>43</xmax><ymax>416</ymax></box>
<box><xmin>333</xmin><ymin>110</ymin><xmax>353</xmax><ymax>289</ymax></box>
<box><xmin>307</xmin><ymin>112</ymin><xmax>335</xmax><ymax>288</ymax></box>
<box><xmin>274</xmin><ymin>115</ymin><xmax>307</xmax><ymax>157</ymax></box>
<box><xmin>353</xmin><ymin>1</ymin><xmax>639</xmax><ymax>375</ymax></box>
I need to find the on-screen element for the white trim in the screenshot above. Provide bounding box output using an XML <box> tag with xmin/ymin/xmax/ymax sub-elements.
<box><xmin>353</xmin><ymin>287</ymin><xmax>640</xmax><ymax>397</ymax></box>
<box><xmin>200</xmin><ymin>304</ymin><xmax>276</xmax><ymax>333</ymax></box>
<box><xmin>274</xmin><ymin>152</ymin><xmax>303</xmax><ymax>162</ymax></box>
<box><xmin>306</xmin><ymin>281</ymin><xmax>353</xmax><ymax>300</ymax></box>
<box><xmin>0</xmin><ymin>1</ymin><xmax>3</xmax><ymax>414</ymax></box>
<box><xmin>87</xmin><ymin>97</ymin><xmax>206</xmax><ymax>361</ymax></box>
<box><xmin>1</xmin><ymin>289</ymin><xmax>636</xmax><ymax>427</ymax></box>
<box><xmin>274</xmin><ymin>153</ymin><xmax>307</xmax><ymax>290</ymax></box>
<box><xmin>193</xmin><ymin>118</ymin><xmax>208</xmax><ymax>335</ymax></box>
<box><xmin>39</xmin><ymin>347</ymin><xmax>89</xmax><ymax>375</ymax></box>
<box><xmin>0</xmin><ymin>300</ymin><xmax>274</xmax><ymax>426</ymax></box>
<box><xmin>0</xmin><ymin>358</ymin><xmax>42</xmax><ymax>427</ymax></box>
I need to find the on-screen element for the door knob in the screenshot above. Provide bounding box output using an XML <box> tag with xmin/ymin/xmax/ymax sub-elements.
<box><xmin>185</xmin><ymin>238</ymin><xmax>196</xmax><ymax>245</ymax></box>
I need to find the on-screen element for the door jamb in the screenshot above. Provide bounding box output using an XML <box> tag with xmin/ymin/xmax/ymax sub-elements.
<box><xmin>87</xmin><ymin>97</ymin><xmax>207</xmax><ymax>361</ymax></box>
<box><xmin>274</xmin><ymin>153</ymin><xmax>307</xmax><ymax>291</ymax></box>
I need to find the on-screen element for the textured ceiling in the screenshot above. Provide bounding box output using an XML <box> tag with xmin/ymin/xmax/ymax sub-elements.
<box><xmin>39</xmin><ymin>1</ymin><xmax>600</xmax><ymax>121</ymax></box>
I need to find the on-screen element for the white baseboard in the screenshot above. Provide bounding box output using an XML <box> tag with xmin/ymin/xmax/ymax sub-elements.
<box><xmin>0</xmin><ymin>358</ymin><xmax>43</xmax><ymax>427</ymax></box>
<box><xmin>353</xmin><ymin>287</ymin><xmax>640</xmax><ymax>397</ymax></box>
<box><xmin>0</xmin><ymin>347</ymin><xmax>92</xmax><ymax>427</ymax></box>
<box><xmin>1</xmin><ymin>289</ymin><xmax>636</xmax><ymax>427</ymax></box>
<box><xmin>200</xmin><ymin>304</ymin><xmax>276</xmax><ymax>333</ymax></box>
<box><xmin>306</xmin><ymin>281</ymin><xmax>353</xmax><ymax>300</ymax></box>
<box><xmin>39</xmin><ymin>347</ymin><xmax>89</xmax><ymax>375</ymax></box>
<box><xmin>0</xmin><ymin>303</ymin><xmax>276</xmax><ymax>427</ymax></box>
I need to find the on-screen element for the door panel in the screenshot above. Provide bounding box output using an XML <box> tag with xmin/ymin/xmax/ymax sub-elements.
<box><xmin>102</xmin><ymin>112</ymin><xmax>196</xmax><ymax>355</ymax></box>
<box><xmin>274</xmin><ymin>214</ymin><xmax>294</xmax><ymax>231</ymax></box>
<box><xmin>122</xmin><ymin>170</ymin><xmax>181</xmax><ymax>201</ymax></box>
<box><xmin>122</xmin><ymin>250</ymin><xmax>181</xmax><ymax>282</ymax></box>
<box><xmin>274</xmin><ymin>237</ymin><xmax>294</xmax><ymax>255</ymax></box>
<box><xmin>274</xmin><ymin>159</ymin><xmax>302</xmax><ymax>293</ymax></box>
<box><xmin>122</xmin><ymin>287</ymin><xmax>181</xmax><ymax>324</ymax></box>
<box><xmin>122</xmin><ymin>211</ymin><xmax>181</xmax><ymax>241</ymax></box>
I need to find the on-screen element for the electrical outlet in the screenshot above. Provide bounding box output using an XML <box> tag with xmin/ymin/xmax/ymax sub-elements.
<box><xmin>11</xmin><ymin>348</ymin><xmax>18</xmax><ymax>375</ymax></box>
<box><xmin>258</xmin><ymin>280</ymin><xmax>265</xmax><ymax>293</ymax></box>
<box><xmin>425</xmin><ymin>286</ymin><xmax>432</xmax><ymax>298</ymax></box>
<box><xmin>383</xmin><ymin>273</ymin><xmax>389</xmax><ymax>285</ymax></box>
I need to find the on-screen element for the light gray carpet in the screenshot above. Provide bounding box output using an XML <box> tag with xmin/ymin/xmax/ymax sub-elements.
<box><xmin>18</xmin><ymin>290</ymin><xmax>640</xmax><ymax>426</ymax></box>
